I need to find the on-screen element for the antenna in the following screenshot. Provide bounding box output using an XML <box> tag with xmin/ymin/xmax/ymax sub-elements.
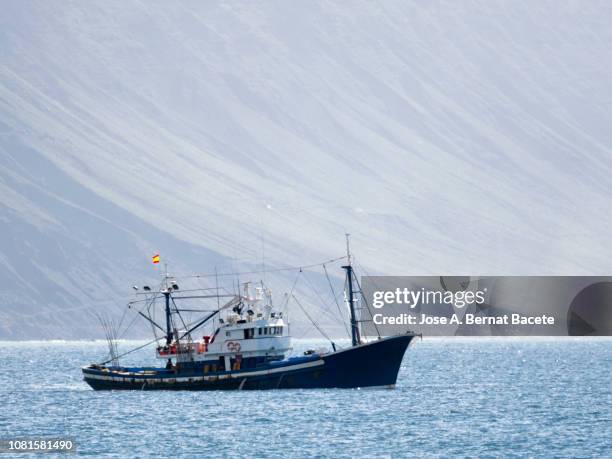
<box><xmin>345</xmin><ymin>233</ymin><xmax>351</xmax><ymax>265</ymax></box>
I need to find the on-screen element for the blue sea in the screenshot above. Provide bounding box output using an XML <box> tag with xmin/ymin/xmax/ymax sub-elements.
<box><xmin>2</xmin><ymin>338</ymin><xmax>610</xmax><ymax>458</ymax></box>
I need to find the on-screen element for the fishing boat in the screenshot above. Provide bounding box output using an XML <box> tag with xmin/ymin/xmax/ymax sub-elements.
<box><xmin>82</xmin><ymin>241</ymin><xmax>416</xmax><ymax>390</ymax></box>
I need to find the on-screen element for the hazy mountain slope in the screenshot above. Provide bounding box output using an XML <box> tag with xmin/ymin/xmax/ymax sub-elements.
<box><xmin>0</xmin><ymin>138</ymin><xmax>230</xmax><ymax>338</ymax></box>
<box><xmin>1</xmin><ymin>1</ymin><xmax>612</xmax><ymax>338</ymax></box>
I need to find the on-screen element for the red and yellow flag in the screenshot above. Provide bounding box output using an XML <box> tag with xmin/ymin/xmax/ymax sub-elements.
<box><xmin>152</xmin><ymin>254</ymin><xmax>160</xmax><ymax>264</ymax></box>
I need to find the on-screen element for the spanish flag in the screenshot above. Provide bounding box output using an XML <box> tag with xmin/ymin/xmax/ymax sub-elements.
<box><xmin>152</xmin><ymin>254</ymin><xmax>160</xmax><ymax>264</ymax></box>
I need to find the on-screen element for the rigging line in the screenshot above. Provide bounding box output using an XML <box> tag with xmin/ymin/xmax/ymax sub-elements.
<box><xmin>122</xmin><ymin>290</ymin><xmax>162</xmax><ymax>335</ymax></box>
<box><xmin>341</xmin><ymin>276</ymin><xmax>350</xmax><ymax>332</ymax></box>
<box><xmin>171</xmin><ymin>294</ymin><xmax>236</xmax><ymax>300</ymax></box>
<box><xmin>215</xmin><ymin>266</ymin><xmax>221</xmax><ymax>311</ymax></box>
<box><xmin>99</xmin><ymin>337</ymin><xmax>161</xmax><ymax>366</ymax></box>
<box><xmin>352</xmin><ymin>256</ymin><xmax>381</xmax><ymax>294</ymax></box>
<box><xmin>213</xmin><ymin>266</ymin><xmax>220</xmax><ymax>332</ymax></box>
<box><xmin>177</xmin><ymin>315</ymin><xmax>217</xmax><ymax>335</ymax></box>
<box><xmin>96</xmin><ymin>313</ymin><xmax>109</xmax><ymax>360</ymax></box>
<box><xmin>115</xmin><ymin>298</ymin><xmax>130</xmax><ymax>335</ymax></box>
<box><xmin>295</xmin><ymin>323</ymin><xmax>315</xmax><ymax>340</ymax></box>
<box><xmin>352</xmin><ymin>273</ymin><xmax>381</xmax><ymax>339</ymax></box>
<box><xmin>171</xmin><ymin>300</ymin><xmax>238</xmax><ymax>334</ymax></box>
<box><xmin>147</xmin><ymin>295</ymin><xmax>159</xmax><ymax>342</ymax></box>
<box><xmin>323</xmin><ymin>264</ymin><xmax>351</xmax><ymax>340</ymax></box>
<box><xmin>165</xmin><ymin>287</ymin><xmax>222</xmax><ymax>294</ymax></box>
<box><xmin>178</xmin><ymin>298</ymin><xmax>239</xmax><ymax>341</ymax></box>
<box><xmin>127</xmin><ymin>298</ymin><xmax>155</xmax><ymax>305</ymax></box>
<box><xmin>351</xmin><ymin>257</ymin><xmax>382</xmax><ymax>338</ymax></box>
<box><xmin>138</xmin><ymin>311</ymin><xmax>165</xmax><ymax>333</ymax></box>
<box><xmin>146</xmin><ymin>311</ymin><xmax>161</xmax><ymax>337</ymax></box>
<box><xmin>131</xmin><ymin>288</ymin><xmax>222</xmax><ymax>296</ymax></box>
<box><xmin>171</xmin><ymin>296</ymin><xmax>190</xmax><ymax>341</ymax></box>
<box><xmin>301</xmin><ymin>270</ymin><xmax>346</xmax><ymax>324</ymax></box>
<box><xmin>280</xmin><ymin>269</ymin><xmax>302</xmax><ymax>316</ymax></box>
<box><xmin>291</xmin><ymin>294</ymin><xmax>333</xmax><ymax>345</ymax></box>
<box><xmin>118</xmin><ymin>310</ymin><xmax>143</xmax><ymax>340</ymax></box>
<box><xmin>180</xmin><ymin>255</ymin><xmax>348</xmax><ymax>280</ymax></box>
<box><xmin>118</xmin><ymin>292</ymin><xmax>159</xmax><ymax>339</ymax></box>
<box><xmin>112</xmin><ymin>315</ymin><xmax>119</xmax><ymax>363</ymax></box>
<box><xmin>97</xmin><ymin>312</ymin><xmax>118</xmax><ymax>364</ymax></box>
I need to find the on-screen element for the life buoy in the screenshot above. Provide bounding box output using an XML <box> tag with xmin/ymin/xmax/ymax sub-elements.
<box><xmin>227</xmin><ymin>341</ymin><xmax>241</xmax><ymax>352</ymax></box>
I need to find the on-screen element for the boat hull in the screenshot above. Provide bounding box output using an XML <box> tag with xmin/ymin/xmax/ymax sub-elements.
<box><xmin>83</xmin><ymin>334</ymin><xmax>414</xmax><ymax>391</ymax></box>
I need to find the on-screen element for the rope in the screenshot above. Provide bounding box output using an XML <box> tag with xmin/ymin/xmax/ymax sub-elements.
<box><xmin>171</xmin><ymin>296</ymin><xmax>190</xmax><ymax>343</ymax></box>
<box><xmin>118</xmin><ymin>307</ymin><xmax>144</xmax><ymax>339</ymax></box>
<box><xmin>302</xmin><ymin>270</ymin><xmax>346</xmax><ymax>324</ymax></box>
<box><xmin>119</xmin><ymin>291</ymin><xmax>162</xmax><ymax>339</ymax></box>
<box><xmin>352</xmin><ymin>273</ymin><xmax>382</xmax><ymax>339</ymax></box>
<box><xmin>99</xmin><ymin>337</ymin><xmax>160</xmax><ymax>365</ymax></box>
<box><xmin>352</xmin><ymin>257</ymin><xmax>383</xmax><ymax>339</ymax></box>
<box><xmin>280</xmin><ymin>269</ymin><xmax>302</xmax><ymax>317</ymax></box>
<box><xmin>180</xmin><ymin>256</ymin><xmax>347</xmax><ymax>280</ymax></box>
<box><xmin>323</xmin><ymin>263</ymin><xmax>351</xmax><ymax>339</ymax></box>
<box><xmin>295</xmin><ymin>323</ymin><xmax>315</xmax><ymax>340</ymax></box>
<box><xmin>291</xmin><ymin>294</ymin><xmax>334</xmax><ymax>345</ymax></box>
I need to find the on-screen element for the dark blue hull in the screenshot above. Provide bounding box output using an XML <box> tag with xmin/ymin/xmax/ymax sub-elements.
<box><xmin>82</xmin><ymin>334</ymin><xmax>414</xmax><ymax>390</ymax></box>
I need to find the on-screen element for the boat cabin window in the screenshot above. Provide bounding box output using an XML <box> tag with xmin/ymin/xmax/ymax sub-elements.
<box><xmin>244</xmin><ymin>328</ymin><xmax>254</xmax><ymax>339</ymax></box>
<box><xmin>258</xmin><ymin>326</ymin><xmax>283</xmax><ymax>336</ymax></box>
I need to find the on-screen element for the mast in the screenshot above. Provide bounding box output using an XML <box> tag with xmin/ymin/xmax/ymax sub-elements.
<box><xmin>164</xmin><ymin>289</ymin><xmax>172</xmax><ymax>345</ymax></box>
<box><xmin>163</xmin><ymin>263</ymin><xmax>172</xmax><ymax>345</ymax></box>
<box><xmin>342</xmin><ymin>233</ymin><xmax>361</xmax><ymax>347</ymax></box>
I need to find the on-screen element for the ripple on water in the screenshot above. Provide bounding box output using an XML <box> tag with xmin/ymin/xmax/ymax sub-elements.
<box><xmin>2</xmin><ymin>338</ymin><xmax>611</xmax><ymax>457</ymax></box>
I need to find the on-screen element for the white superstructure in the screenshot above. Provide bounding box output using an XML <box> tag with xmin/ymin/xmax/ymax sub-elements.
<box><xmin>155</xmin><ymin>282</ymin><xmax>291</xmax><ymax>370</ymax></box>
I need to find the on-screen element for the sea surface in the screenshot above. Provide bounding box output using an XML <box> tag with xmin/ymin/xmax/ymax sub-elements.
<box><xmin>1</xmin><ymin>338</ymin><xmax>610</xmax><ymax>458</ymax></box>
